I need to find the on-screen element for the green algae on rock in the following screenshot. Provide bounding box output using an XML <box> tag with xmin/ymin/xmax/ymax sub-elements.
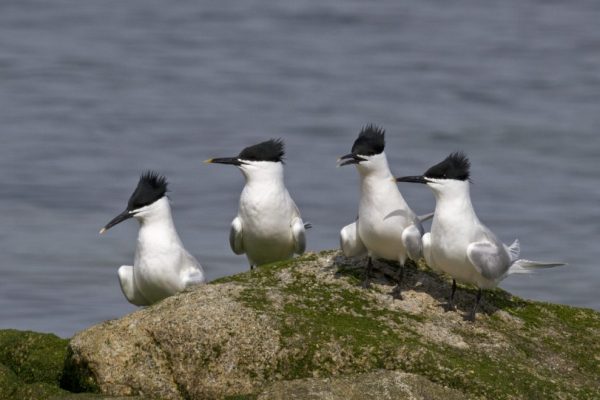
<box><xmin>61</xmin><ymin>250</ymin><xmax>600</xmax><ymax>399</ymax></box>
<box><xmin>0</xmin><ymin>329</ymin><xmax>68</xmax><ymax>386</ymax></box>
<box><xmin>256</xmin><ymin>370</ymin><xmax>464</xmax><ymax>400</ymax></box>
<box><xmin>0</xmin><ymin>330</ymin><xmax>141</xmax><ymax>400</ymax></box>
<box><xmin>0</xmin><ymin>330</ymin><xmax>71</xmax><ymax>399</ymax></box>
<box><xmin>0</xmin><ymin>330</ymin><xmax>117</xmax><ymax>399</ymax></box>
<box><xmin>0</xmin><ymin>363</ymin><xmax>19</xmax><ymax>400</ymax></box>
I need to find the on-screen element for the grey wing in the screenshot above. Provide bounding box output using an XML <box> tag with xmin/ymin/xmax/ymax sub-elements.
<box><xmin>339</xmin><ymin>221</ymin><xmax>367</xmax><ymax>257</ymax></box>
<box><xmin>467</xmin><ymin>241</ymin><xmax>511</xmax><ymax>280</ymax></box>
<box><xmin>401</xmin><ymin>224</ymin><xmax>423</xmax><ymax>261</ymax></box>
<box><xmin>229</xmin><ymin>217</ymin><xmax>245</xmax><ymax>255</ymax></box>
<box><xmin>181</xmin><ymin>251</ymin><xmax>206</xmax><ymax>286</ymax></box>
<box><xmin>289</xmin><ymin>198</ymin><xmax>308</xmax><ymax>255</ymax></box>
<box><xmin>291</xmin><ymin>217</ymin><xmax>307</xmax><ymax>255</ymax></box>
<box><xmin>421</xmin><ymin>232</ymin><xmax>434</xmax><ymax>268</ymax></box>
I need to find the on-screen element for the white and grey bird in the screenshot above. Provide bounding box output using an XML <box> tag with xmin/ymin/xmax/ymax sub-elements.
<box><xmin>338</xmin><ymin>125</ymin><xmax>427</xmax><ymax>297</ymax></box>
<box><xmin>100</xmin><ymin>171</ymin><xmax>205</xmax><ymax>306</ymax></box>
<box><xmin>205</xmin><ymin>139</ymin><xmax>308</xmax><ymax>268</ymax></box>
<box><xmin>396</xmin><ymin>152</ymin><xmax>565</xmax><ymax>320</ymax></box>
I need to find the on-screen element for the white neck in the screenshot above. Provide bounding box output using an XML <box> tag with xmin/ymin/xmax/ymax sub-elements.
<box><xmin>356</xmin><ymin>152</ymin><xmax>410</xmax><ymax>210</ymax></box>
<box><xmin>430</xmin><ymin>180</ymin><xmax>479</xmax><ymax>223</ymax></box>
<box><xmin>240</xmin><ymin>161</ymin><xmax>285</xmax><ymax>187</ymax></box>
<box><xmin>356</xmin><ymin>152</ymin><xmax>393</xmax><ymax>180</ymax></box>
<box><xmin>135</xmin><ymin>197</ymin><xmax>183</xmax><ymax>247</ymax></box>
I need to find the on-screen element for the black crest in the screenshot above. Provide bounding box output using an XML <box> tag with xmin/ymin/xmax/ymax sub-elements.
<box><xmin>238</xmin><ymin>139</ymin><xmax>285</xmax><ymax>162</ymax></box>
<box><xmin>127</xmin><ymin>171</ymin><xmax>168</xmax><ymax>210</ymax></box>
<box><xmin>351</xmin><ymin>124</ymin><xmax>385</xmax><ymax>156</ymax></box>
<box><xmin>424</xmin><ymin>152</ymin><xmax>471</xmax><ymax>181</ymax></box>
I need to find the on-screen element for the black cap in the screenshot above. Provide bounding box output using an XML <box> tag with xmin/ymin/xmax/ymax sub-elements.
<box><xmin>351</xmin><ymin>124</ymin><xmax>385</xmax><ymax>156</ymax></box>
<box><xmin>424</xmin><ymin>152</ymin><xmax>470</xmax><ymax>181</ymax></box>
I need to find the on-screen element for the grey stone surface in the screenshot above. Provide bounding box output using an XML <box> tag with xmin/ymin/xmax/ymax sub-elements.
<box><xmin>257</xmin><ymin>370</ymin><xmax>465</xmax><ymax>400</ymax></box>
<box><xmin>63</xmin><ymin>251</ymin><xmax>600</xmax><ymax>399</ymax></box>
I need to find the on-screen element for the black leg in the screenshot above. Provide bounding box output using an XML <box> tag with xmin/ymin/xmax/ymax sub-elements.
<box><xmin>445</xmin><ymin>280</ymin><xmax>457</xmax><ymax>311</ymax></box>
<box><xmin>362</xmin><ymin>257</ymin><xmax>373</xmax><ymax>289</ymax></box>
<box><xmin>464</xmin><ymin>289</ymin><xmax>482</xmax><ymax>322</ymax></box>
<box><xmin>391</xmin><ymin>264</ymin><xmax>404</xmax><ymax>300</ymax></box>
<box><xmin>250</xmin><ymin>264</ymin><xmax>255</xmax><ymax>271</ymax></box>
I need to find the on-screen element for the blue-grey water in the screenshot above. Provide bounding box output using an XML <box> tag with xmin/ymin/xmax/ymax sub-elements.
<box><xmin>1</xmin><ymin>1</ymin><xmax>599</xmax><ymax>337</ymax></box>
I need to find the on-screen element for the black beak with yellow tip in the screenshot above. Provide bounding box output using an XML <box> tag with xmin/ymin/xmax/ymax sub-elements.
<box><xmin>99</xmin><ymin>171</ymin><xmax>169</xmax><ymax>235</ymax></box>
<box><xmin>338</xmin><ymin>153</ymin><xmax>367</xmax><ymax>167</ymax></box>
<box><xmin>100</xmin><ymin>210</ymin><xmax>134</xmax><ymax>234</ymax></box>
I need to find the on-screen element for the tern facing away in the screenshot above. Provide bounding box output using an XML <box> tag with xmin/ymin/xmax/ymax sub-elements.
<box><xmin>205</xmin><ymin>139</ymin><xmax>309</xmax><ymax>268</ymax></box>
<box><xmin>338</xmin><ymin>125</ymin><xmax>427</xmax><ymax>297</ymax></box>
<box><xmin>396</xmin><ymin>152</ymin><xmax>565</xmax><ymax>320</ymax></box>
<box><xmin>100</xmin><ymin>171</ymin><xmax>205</xmax><ymax>306</ymax></box>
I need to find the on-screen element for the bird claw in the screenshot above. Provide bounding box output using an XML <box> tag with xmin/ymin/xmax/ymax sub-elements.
<box><xmin>391</xmin><ymin>285</ymin><xmax>403</xmax><ymax>300</ymax></box>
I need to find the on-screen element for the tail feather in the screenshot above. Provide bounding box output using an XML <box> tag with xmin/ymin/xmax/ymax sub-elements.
<box><xmin>507</xmin><ymin>239</ymin><xmax>520</xmax><ymax>262</ymax></box>
<box><xmin>509</xmin><ymin>259</ymin><xmax>566</xmax><ymax>275</ymax></box>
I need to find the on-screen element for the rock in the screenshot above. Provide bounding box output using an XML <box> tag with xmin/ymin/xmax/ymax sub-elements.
<box><xmin>60</xmin><ymin>251</ymin><xmax>600</xmax><ymax>399</ymax></box>
<box><xmin>12</xmin><ymin>382</ymin><xmax>65</xmax><ymax>399</ymax></box>
<box><xmin>0</xmin><ymin>329</ymin><xmax>72</xmax><ymax>399</ymax></box>
<box><xmin>0</xmin><ymin>329</ymin><xmax>140</xmax><ymax>400</ymax></box>
<box><xmin>0</xmin><ymin>364</ymin><xmax>18</xmax><ymax>400</ymax></box>
<box><xmin>257</xmin><ymin>370</ymin><xmax>464</xmax><ymax>399</ymax></box>
<box><xmin>0</xmin><ymin>329</ymin><xmax>68</xmax><ymax>386</ymax></box>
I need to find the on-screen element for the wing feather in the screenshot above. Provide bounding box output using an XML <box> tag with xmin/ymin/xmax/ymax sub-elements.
<box><xmin>339</xmin><ymin>221</ymin><xmax>367</xmax><ymax>257</ymax></box>
<box><xmin>401</xmin><ymin>224</ymin><xmax>423</xmax><ymax>261</ymax></box>
<box><xmin>291</xmin><ymin>217</ymin><xmax>307</xmax><ymax>255</ymax></box>
<box><xmin>229</xmin><ymin>217</ymin><xmax>245</xmax><ymax>255</ymax></box>
<box><xmin>467</xmin><ymin>241</ymin><xmax>511</xmax><ymax>280</ymax></box>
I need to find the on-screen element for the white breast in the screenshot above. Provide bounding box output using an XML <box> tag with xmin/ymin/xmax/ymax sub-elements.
<box><xmin>357</xmin><ymin>172</ymin><xmax>417</xmax><ymax>261</ymax></box>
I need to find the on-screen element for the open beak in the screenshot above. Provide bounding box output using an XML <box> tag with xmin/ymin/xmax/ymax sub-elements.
<box><xmin>99</xmin><ymin>210</ymin><xmax>133</xmax><ymax>234</ymax></box>
<box><xmin>395</xmin><ymin>175</ymin><xmax>428</xmax><ymax>184</ymax></box>
<box><xmin>337</xmin><ymin>153</ymin><xmax>366</xmax><ymax>167</ymax></box>
<box><xmin>204</xmin><ymin>157</ymin><xmax>243</xmax><ymax>166</ymax></box>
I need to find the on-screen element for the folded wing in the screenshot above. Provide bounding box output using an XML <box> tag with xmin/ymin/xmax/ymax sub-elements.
<box><xmin>229</xmin><ymin>217</ymin><xmax>245</xmax><ymax>255</ymax></box>
<box><xmin>291</xmin><ymin>217</ymin><xmax>307</xmax><ymax>255</ymax></box>
<box><xmin>339</xmin><ymin>221</ymin><xmax>367</xmax><ymax>257</ymax></box>
<box><xmin>401</xmin><ymin>224</ymin><xmax>424</xmax><ymax>261</ymax></box>
<box><xmin>467</xmin><ymin>241</ymin><xmax>511</xmax><ymax>280</ymax></box>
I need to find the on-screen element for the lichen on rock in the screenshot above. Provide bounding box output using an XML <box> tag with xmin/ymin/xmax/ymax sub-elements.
<box><xmin>0</xmin><ymin>329</ymin><xmax>132</xmax><ymax>399</ymax></box>
<box><xmin>59</xmin><ymin>250</ymin><xmax>600</xmax><ymax>399</ymax></box>
<box><xmin>257</xmin><ymin>370</ymin><xmax>464</xmax><ymax>400</ymax></box>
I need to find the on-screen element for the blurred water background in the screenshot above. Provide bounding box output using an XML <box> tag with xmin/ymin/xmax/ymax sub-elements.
<box><xmin>1</xmin><ymin>0</ymin><xmax>599</xmax><ymax>337</ymax></box>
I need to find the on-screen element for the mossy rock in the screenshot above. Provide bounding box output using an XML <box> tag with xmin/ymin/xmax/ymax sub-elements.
<box><xmin>11</xmin><ymin>382</ymin><xmax>67</xmax><ymax>400</ymax></box>
<box><xmin>0</xmin><ymin>329</ymin><xmax>68</xmax><ymax>386</ymax></box>
<box><xmin>0</xmin><ymin>330</ymin><xmax>79</xmax><ymax>400</ymax></box>
<box><xmin>0</xmin><ymin>329</ymin><xmax>142</xmax><ymax>399</ymax></box>
<box><xmin>256</xmin><ymin>370</ymin><xmax>464</xmax><ymax>399</ymax></box>
<box><xmin>0</xmin><ymin>364</ymin><xmax>18</xmax><ymax>400</ymax></box>
<box><xmin>64</xmin><ymin>250</ymin><xmax>600</xmax><ymax>399</ymax></box>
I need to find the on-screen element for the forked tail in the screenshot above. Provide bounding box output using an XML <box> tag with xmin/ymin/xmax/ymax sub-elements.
<box><xmin>506</xmin><ymin>238</ymin><xmax>566</xmax><ymax>274</ymax></box>
<box><xmin>508</xmin><ymin>259</ymin><xmax>566</xmax><ymax>275</ymax></box>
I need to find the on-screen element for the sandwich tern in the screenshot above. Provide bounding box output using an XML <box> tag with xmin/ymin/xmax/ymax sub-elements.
<box><xmin>338</xmin><ymin>125</ymin><xmax>426</xmax><ymax>298</ymax></box>
<box><xmin>205</xmin><ymin>139</ymin><xmax>309</xmax><ymax>268</ymax></box>
<box><xmin>396</xmin><ymin>152</ymin><xmax>565</xmax><ymax>320</ymax></box>
<box><xmin>100</xmin><ymin>171</ymin><xmax>205</xmax><ymax>306</ymax></box>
